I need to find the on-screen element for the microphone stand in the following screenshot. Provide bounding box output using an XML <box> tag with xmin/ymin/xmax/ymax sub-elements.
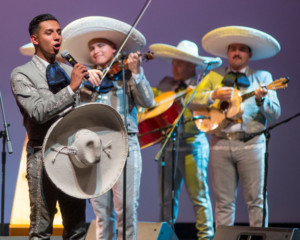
<box><xmin>154</xmin><ymin>63</ymin><xmax>212</xmax><ymax>228</ymax></box>
<box><xmin>136</xmin><ymin>124</ymin><xmax>170</xmax><ymax>222</ymax></box>
<box><xmin>120</xmin><ymin>55</ymin><xmax>128</xmax><ymax>240</ymax></box>
<box><xmin>159</xmin><ymin>129</ymin><xmax>167</xmax><ymax>222</ymax></box>
<box><xmin>0</xmin><ymin>90</ymin><xmax>13</xmax><ymax>235</ymax></box>
<box><xmin>155</xmin><ymin>63</ymin><xmax>212</xmax><ymax>161</ymax></box>
<box><xmin>169</xmin><ymin>120</ymin><xmax>181</xmax><ymax>229</ymax></box>
<box><xmin>248</xmin><ymin>111</ymin><xmax>300</xmax><ymax>227</ymax></box>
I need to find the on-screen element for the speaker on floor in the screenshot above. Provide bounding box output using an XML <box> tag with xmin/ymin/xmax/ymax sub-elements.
<box><xmin>138</xmin><ymin>222</ymin><xmax>178</xmax><ymax>240</ymax></box>
<box><xmin>213</xmin><ymin>226</ymin><xmax>300</xmax><ymax>240</ymax></box>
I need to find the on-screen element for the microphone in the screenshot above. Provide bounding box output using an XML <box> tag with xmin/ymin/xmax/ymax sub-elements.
<box><xmin>204</xmin><ymin>57</ymin><xmax>222</xmax><ymax>65</ymax></box>
<box><xmin>193</xmin><ymin>115</ymin><xmax>211</xmax><ymax>120</ymax></box>
<box><xmin>61</xmin><ymin>50</ymin><xmax>89</xmax><ymax>80</ymax></box>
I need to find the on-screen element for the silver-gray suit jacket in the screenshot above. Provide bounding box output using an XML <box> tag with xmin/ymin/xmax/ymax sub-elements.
<box><xmin>10</xmin><ymin>55</ymin><xmax>77</xmax><ymax>148</ymax></box>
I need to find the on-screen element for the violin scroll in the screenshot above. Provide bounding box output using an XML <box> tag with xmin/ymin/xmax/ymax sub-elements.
<box><xmin>142</xmin><ymin>51</ymin><xmax>154</xmax><ymax>61</ymax></box>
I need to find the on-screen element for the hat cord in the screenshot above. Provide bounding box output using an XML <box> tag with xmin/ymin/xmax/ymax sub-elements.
<box><xmin>51</xmin><ymin>146</ymin><xmax>78</xmax><ymax>163</ymax></box>
<box><xmin>102</xmin><ymin>140</ymin><xmax>112</xmax><ymax>158</ymax></box>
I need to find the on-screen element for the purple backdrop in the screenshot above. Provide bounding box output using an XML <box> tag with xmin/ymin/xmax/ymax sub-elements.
<box><xmin>0</xmin><ymin>0</ymin><xmax>299</xmax><ymax>224</ymax></box>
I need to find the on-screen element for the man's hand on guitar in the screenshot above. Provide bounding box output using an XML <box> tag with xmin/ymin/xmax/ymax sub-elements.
<box><xmin>254</xmin><ymin>86</ymin><xmax>267</xmax><ymax>101</ymax></box>
<box><xmin>211</xmin><ymin>87</ymin><xmax>234</xmax><ymax>101</ymax></box>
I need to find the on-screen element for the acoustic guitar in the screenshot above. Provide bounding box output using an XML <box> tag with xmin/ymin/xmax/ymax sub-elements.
<box><xmin>138</xmin><ymin>88</ymin><xmax>191</xmax><ymax>149</ymax></box>
<box><xmin>193</xmin><ymin>77</ymin><xmax>289</xmax><ymax>133</ymax></box>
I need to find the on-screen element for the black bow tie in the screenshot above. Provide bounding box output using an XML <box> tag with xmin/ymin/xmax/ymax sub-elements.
<box><xmin>222</xmin><ymin>71</ymin><xmax>250</xmax><ymax>89</ymax></box>
<box><xmin>46</xmin><ymin>62</ymin><xmax>70</xmax><ymax>93</ymax></box>
<box><xmin>175</xmin><ymin>81</ymin><xmax>187</xmax><ymax>92</ymax></box>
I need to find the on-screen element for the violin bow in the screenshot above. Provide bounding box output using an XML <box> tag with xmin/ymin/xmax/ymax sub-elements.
<box><xmin>101</xmin><ymin>0</ymin><xmax>152</xmax><ymax>80</ymax></box>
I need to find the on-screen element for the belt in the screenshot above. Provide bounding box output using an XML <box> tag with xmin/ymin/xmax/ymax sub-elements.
<box><xmin>128</xmin><ymin>132</ymin><xmax>137</xmax><ymax>137</ymax></box>
<box><xmin>217</xmin><ymin>131</ymin><xmax>261</xmax><ymax>142</ymax></box>
<box><xmin>27</xmin><ymin>146</ymin><xmax>42</xmax><ymax>155</ymax></box>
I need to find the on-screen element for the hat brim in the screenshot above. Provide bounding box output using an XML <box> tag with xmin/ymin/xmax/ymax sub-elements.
<box><xmin>59</xmin><ymin>16</ymin><xmax>146</xmax><ymax>65</ymax></box>
<box><xmin>202</xmin><ymin>26</ymin><xmax>280</xmax><ymax>60</ymax></box>
<box><xmin>42</xmin><ymin>103</ymin><xmax>128</xmax><ymax>199</ymax></box>
<box><xmin>20</xmin><ymin>42</ymin><xmax>35</xmax><ymax>56</ymax></box>
<box><xmin>149</xmin><ymin>43</ymin><xmax>222</xmax><ymax>70</ymax></box>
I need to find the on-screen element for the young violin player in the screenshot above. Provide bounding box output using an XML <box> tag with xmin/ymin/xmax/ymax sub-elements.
<box><xmin>60</xmin><ymin>16</ymin><xmax>154</xmax><ymax>240</ymax></box>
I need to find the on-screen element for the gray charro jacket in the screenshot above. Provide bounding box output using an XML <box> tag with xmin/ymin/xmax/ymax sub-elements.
<box><xmin>10</xmin><ymin>55</ymin><xmax>77</xmax><ymax>148</ymax></box>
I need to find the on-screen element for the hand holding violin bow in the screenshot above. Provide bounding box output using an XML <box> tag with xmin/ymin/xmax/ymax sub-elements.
<box><xmin>88</xmin><ymin>51</ymin><xmax>154</xmax><ymax>86</ymax></box>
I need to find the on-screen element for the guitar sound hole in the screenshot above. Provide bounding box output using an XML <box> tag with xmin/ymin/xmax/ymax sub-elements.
<box><xmin>220</xmin><ymin>101</ymin><xmax>229</xmax><ymax>112</ymax></box>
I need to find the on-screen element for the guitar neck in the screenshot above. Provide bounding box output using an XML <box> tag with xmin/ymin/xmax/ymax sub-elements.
<box><xmin>153</xmin><ymin>89</ymin><xmax>188</xmax><ymax>107</ymax></box>
<box><xmin>241</xmin><ymin>77</ymin><xmax>289</xmax><ymax>102</ymax></box>
<box><xmin>241</xmin><ymin>91</ymin><xmax>255</xmax><ymax>102</ymax></box>
<box><xmin>175</xmin><ymin>90</ymin><xmax>188</xmax><ymax>98</ymax></box>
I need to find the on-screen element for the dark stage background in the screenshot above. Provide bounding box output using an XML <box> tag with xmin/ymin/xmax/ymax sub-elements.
<box><xmin>0</xmin><ymin>0</ymin><xmax>299</xmax><ymax>225</ymax></box>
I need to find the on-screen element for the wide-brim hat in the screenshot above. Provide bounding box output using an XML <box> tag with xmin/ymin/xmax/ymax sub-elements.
<box><xmin>42</xmin><ymin>103</ymin><xmax>128</xmax><ymax>199</ymax></box>
<box><xmin>19</xmin><ymin>42</ymin><xmax>35</xmax><ymax>56</ymax></box>
<box><xmin>149</xmin><ymin>40</ymin><xmax>222</xmax><ymax>70</ymax></box>
<box><xmin>202</xmin><ymin>26</ymin><xmax>281</xmax><ymax>60</ymax></box>
<box><xmin>19</xmin><ymin>43</ymin><xmax>66</xmax><ymax>63</ymax></box>
<box><xmin>59</xmin><ymin>16</ymin><xmax>146</xmax><ymax>65</ymax></box>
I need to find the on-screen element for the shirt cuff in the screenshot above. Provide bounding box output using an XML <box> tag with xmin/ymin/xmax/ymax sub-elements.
<box><xmin>131</xmin><ymin>67</ymin><xmax>144</xmax><ymax>84</ymax></box>
<box><xmin>67</xmin><ymin>86</ymin><xmax>75</xmax><ymax>96</ymax></box>
<box><xmin>208</xmin><ymin>91</ymin><xmax>216</xmax><ymax>105</ymax></box>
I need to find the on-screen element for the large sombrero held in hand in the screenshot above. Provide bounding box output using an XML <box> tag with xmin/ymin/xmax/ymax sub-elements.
<box><xmin>59</xmin><ymin>16</ymin><xmax>146</xmax><ymax>65</ymax></box>
<box><xmin>149</xmin><ymin>40</ymin><xmax>222</xmax><ymax>69</ymax></box>
<box><xmin>202</xmin><ymin>26</ymin><xmax>281</xmax><ymax>60</ymax></box>
<box><xmin>42</xmin><ymin>103</ymin><xmax>128</xmax><ymax>199</ymax></box>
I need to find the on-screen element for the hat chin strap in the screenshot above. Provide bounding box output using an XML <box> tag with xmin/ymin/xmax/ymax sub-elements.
<box><xmin>50</xmin><ymin>139</ymin><xmax>113</xmax><ymax>168</ymax></box>
<box><xmin>51</xmin><ymin>145</ymin><xmax>78</xmax><ymax>164</ymax></box>
<box><xmin>51</xmin><ymin>145</ymin><xmax>96</xmax><ymax>168</ymax></box>
<box><xmin>101</xmin><ymin>139</ymin><xmax>112</xmax><ymax>158</ymax></box>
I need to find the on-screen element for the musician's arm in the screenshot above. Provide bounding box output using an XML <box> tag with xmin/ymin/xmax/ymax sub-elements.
<box><xmin>128</xmin><ymin>67</ymin><xmax>155</xmax><ymax>108</ymax></box>
<box><xmin>11</xmin><ymin>71</ymin><xmax>75</xmax><ymax>124</ymax></box>
<box><xmin>255</xmin><ymin>71</ymin><xmax>281</xmax><ymax>121</ymax></box>
<box><xmin>151</xmin><ymin>87</ymin><xmax>162</xmax><ymax>98</ymax></box>
<box><xmin>185</xmin><ymin>71</ymin><xmax>224</xmax><ymax>110</ymax></box>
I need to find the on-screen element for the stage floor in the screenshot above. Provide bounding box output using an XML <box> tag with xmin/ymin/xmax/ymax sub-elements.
<box><xmin>1</xmin><ymin>222</ymin><xmax>300</xmax><ymax>239</ymax></box>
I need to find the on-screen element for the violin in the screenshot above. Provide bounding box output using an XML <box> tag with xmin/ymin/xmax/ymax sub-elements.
<box><xmin>80</xmin><ymin>51</ymin><xmax>154</xmax><ymax>102</ymax></box>
<box><xmin>106</xmin><ymin>51</ymin><xmax>154</xmax><ymax>80</ymax></box>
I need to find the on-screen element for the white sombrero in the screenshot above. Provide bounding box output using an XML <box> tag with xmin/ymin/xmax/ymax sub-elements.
<box><xmin>19</xmin><ymin>42</ymin><xmax>35</xmax><ymax>56</ymax></box>
<box><xmin>59</xmin><ymin>16</ymin><xmax>146</xmax><ymax>65</ymax></box>
<box><xmin>149</xmin><ymin>40</ymin><xmax>222</xmax><ymax>69</ymax></box>
<box><xmin>202</xmin><ymin>26</ymin><xmax>281</xmax><ymax>60</ymax></box>
<box><xmin>19</xmin><ymin>42</ymin><xmax>66</xmax><ymax>63</ymax></box>
<box><xmin>42</xmin><ymin>103</ymin><xmax>128</xmax><ymax>199</ymax></box>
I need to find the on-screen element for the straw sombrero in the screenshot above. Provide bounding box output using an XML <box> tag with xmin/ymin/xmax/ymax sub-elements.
<box><xmin>149</xmin><ymin>40</ymin><xmax>222</xmax><ymax>69</ymax></box>
<box><xmin>59</xmin><ymin>16</ymin><xmax>146</xmax><ymax>65</ymax></box>
<box><xmin>42</xmin><ymin>103</ymin><xmax>128</xmax><ymax>199</ymax></box>
<box><xmin>202</xmin><ymin>26</ymin><xmax>281</xmax><ymax>60</ymax></box>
